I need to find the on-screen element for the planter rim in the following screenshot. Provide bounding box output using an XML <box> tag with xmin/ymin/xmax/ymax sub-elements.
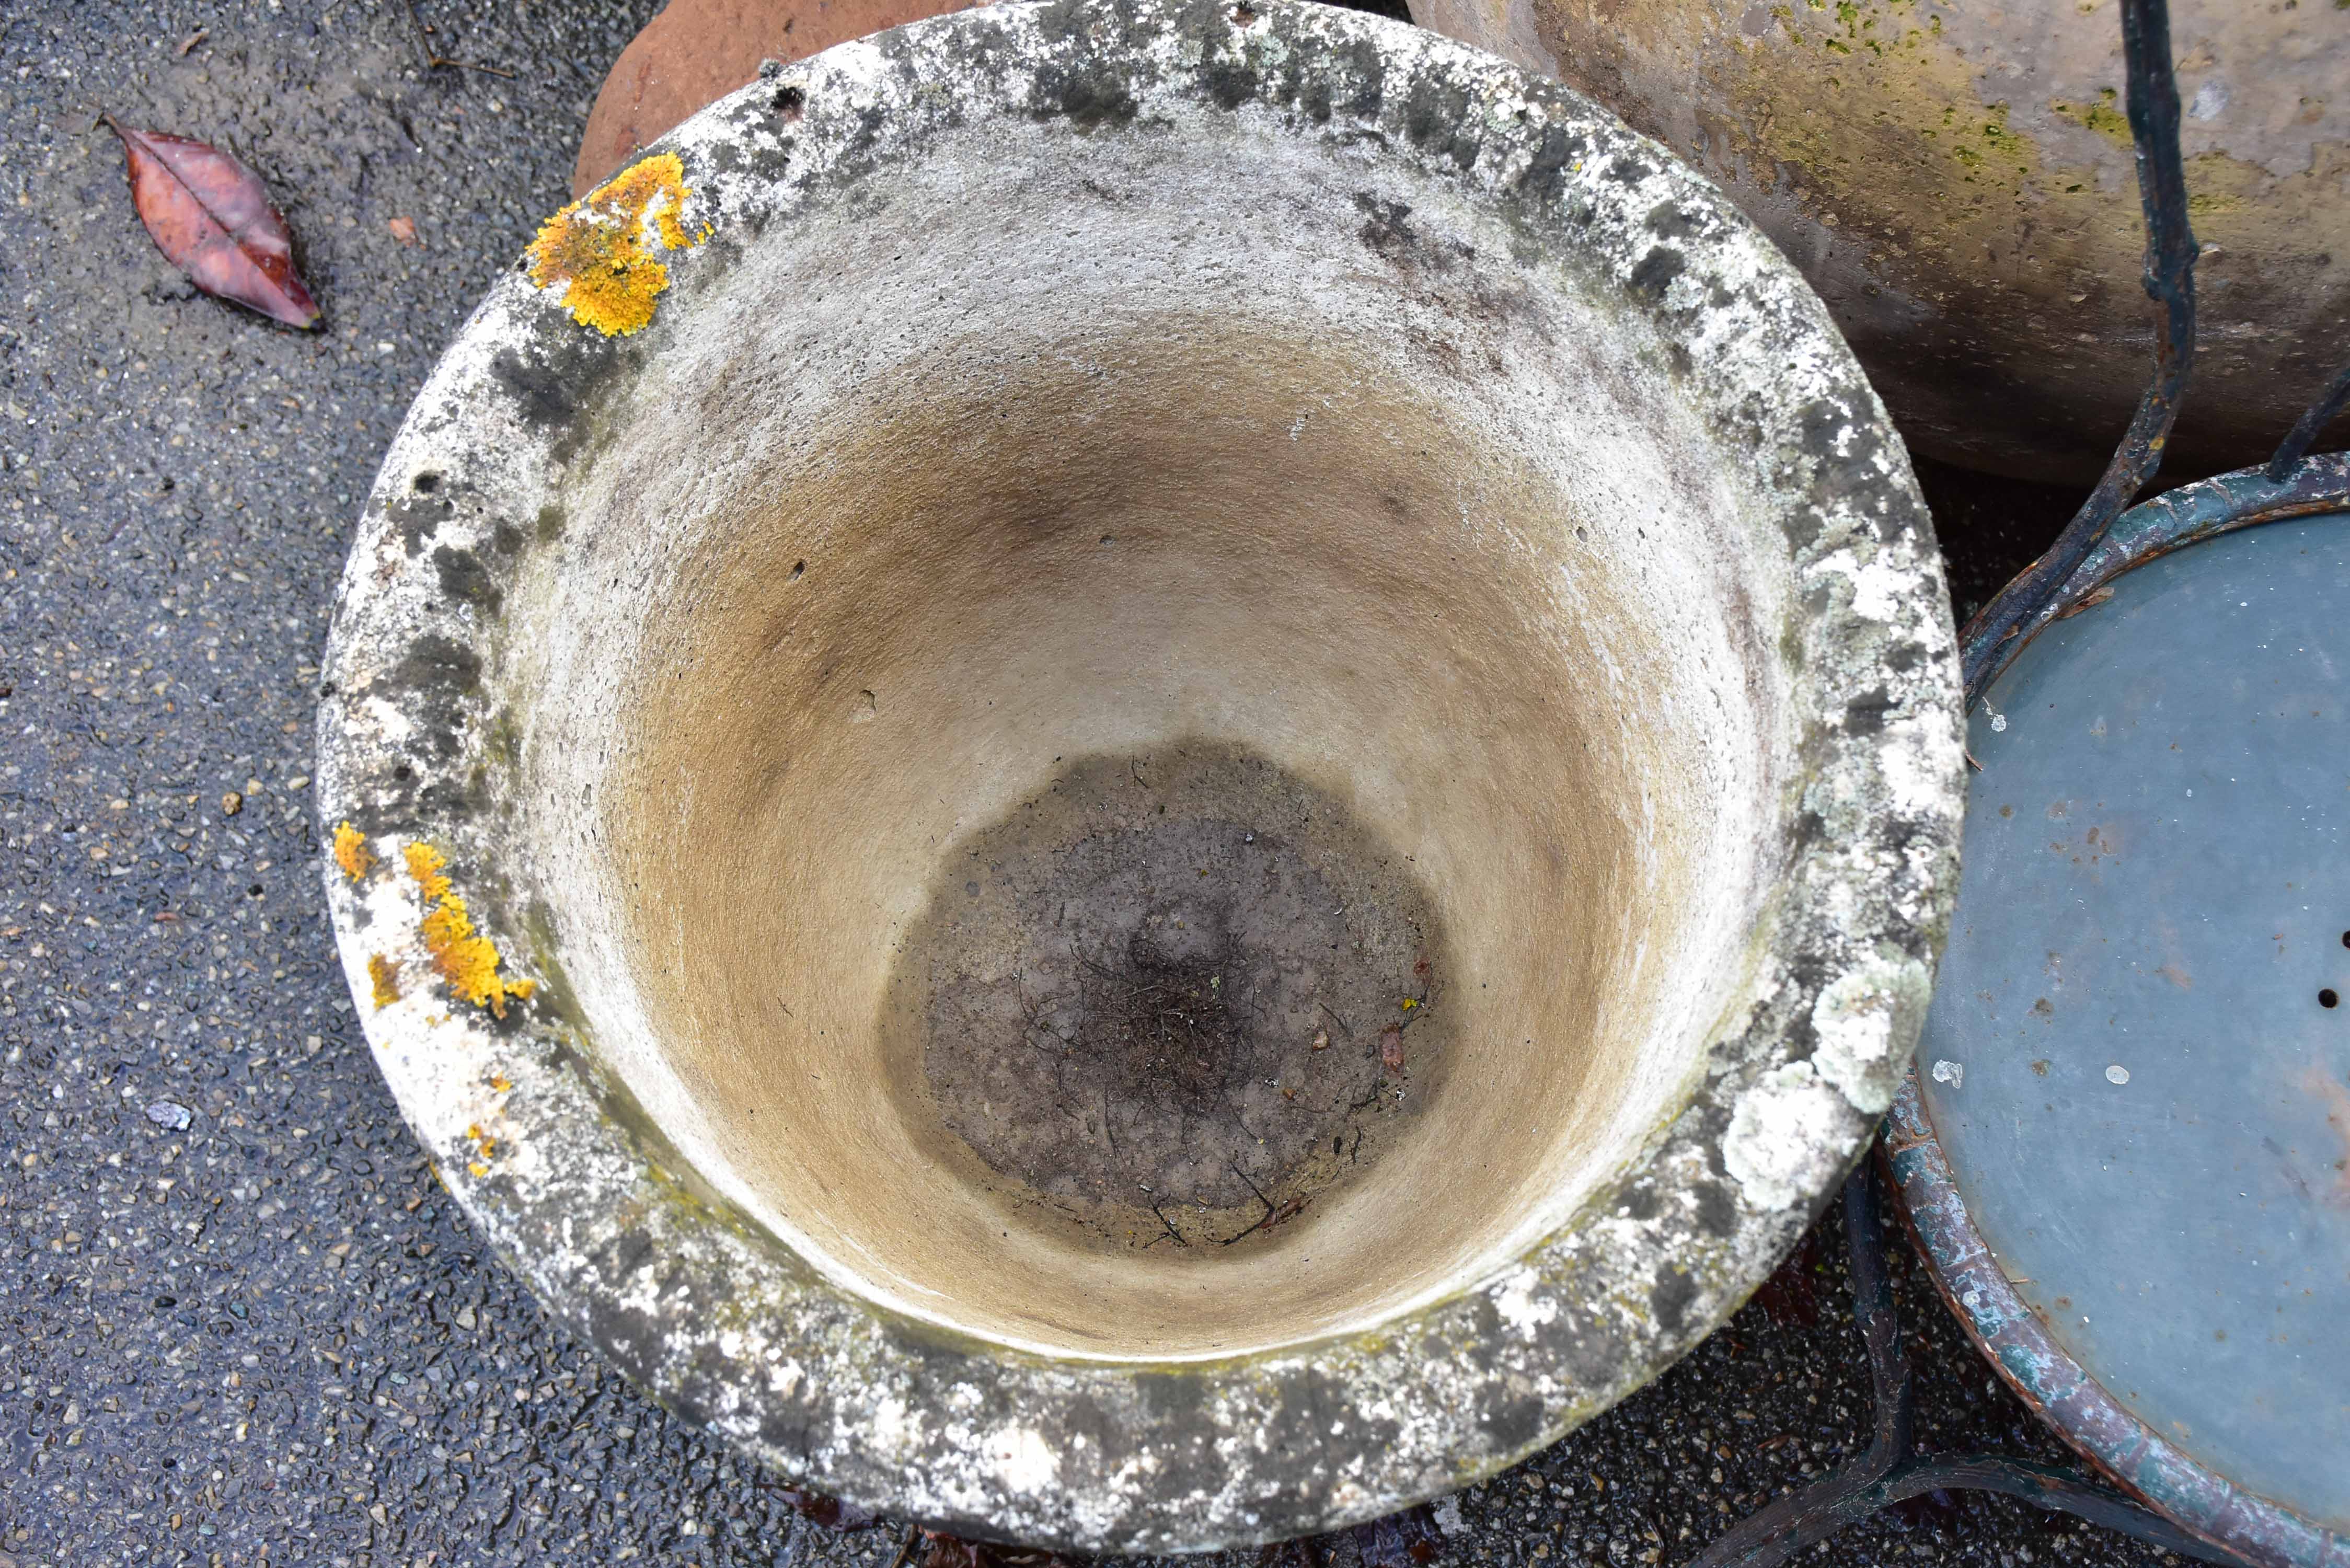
<box><xmin>314</xmin><ymin>0</ymin><xmax>1965</xmax><ymax>1549</ymax></box>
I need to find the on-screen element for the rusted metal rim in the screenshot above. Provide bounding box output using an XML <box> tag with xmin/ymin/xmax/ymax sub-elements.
<box><xmin>1884</xmin><ymin>1082</ymin><xmax>2348</xmax><ymax>1568</ymax></box>
<box><xmin>1967</xmin><ymin>452</ymin><xmax>2350</xmax><ymax>698</ymax></box>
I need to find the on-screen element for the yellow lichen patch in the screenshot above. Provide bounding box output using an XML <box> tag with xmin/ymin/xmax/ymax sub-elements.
<box><xmin>404</xmin><ymin>841</ymin><xmax>453</xmax><ymax>901</ymax></box>
<box><xmin>333</xmin><ymin>821</ymin><xmax>376</xmax><ymax>882</ymax></box>
<box><xmin>2050</xmin><ymin>88</ymin><xmax>2132</xmax><ymax>149</ymax></box>
<box><xmin>524</xmin><ymin>152</ymin><xmax>706</xmax><ymax>337</ymax></box>
<box><xmin>368</xmin><ymin>953</ymin><xmax>401</xmax><ymax>1009</ymax></box>
<box><xmin>2181</xmin><ymin>150</ymin><xmax>2266</xmax><ymax>220</ymax></box>
<box><xmin>463</xmin><ymin>1122</ymin><xmax>499</xmax><ymax>1180</ymax></box>
<box><xmin>402</xmin><ymin>842</ymin><xmax>539</xmax><ymax>1019</ymax></box>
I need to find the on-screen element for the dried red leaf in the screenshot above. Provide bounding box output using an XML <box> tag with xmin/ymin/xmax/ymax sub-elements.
<box><xmin>387</xmin><ymin>215</ymin><xmax>420</xmax><ymax>246</ymax></box>
<box><xmin>1379</xmin><ymin>1024</ymin><xmax>1405</xmax><ymax>1074</ymax></box>
<box><xmin>1753</xmin><ymin>1226</ymin><xmax>1823</xmax><ymax>1328</ymax></box>
<box><xmin>776</xmin><ymin>1488</ymin><xmax>880</xmax><ymax>1531</ymax></box>
<box><xmin>105</xmin><ymin>116</ymin><xmax>320</xmax><ymax>328</ymax></box>
<box><xmin>915</xmin><ymin>1535</ymin><xmax>1082</xmax><ymax>1568</ymax></box>
<box><xmin>919</xmin><ymin>1533</ymin><xmax>986</xmax><ymax>1568</ymax></box>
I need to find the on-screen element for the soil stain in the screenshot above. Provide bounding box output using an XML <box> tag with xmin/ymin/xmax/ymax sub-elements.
<box><xmin>884</xmin><ymin>743</ymin><xmax>1451</xmax><ymax>1251</ymax></box>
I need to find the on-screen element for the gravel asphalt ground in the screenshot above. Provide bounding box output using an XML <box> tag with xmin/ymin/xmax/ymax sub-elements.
<box><xmin>0</xmin><ymin>3</ymin><xmax>2180</xmax><ymax>1565</ymax></box>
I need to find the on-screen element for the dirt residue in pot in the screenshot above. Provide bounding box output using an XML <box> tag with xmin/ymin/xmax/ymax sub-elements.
<box><xmin>884</xmin><ymin>743</ymin><xmax>1450</xmax><ymax>1252</ymax></box>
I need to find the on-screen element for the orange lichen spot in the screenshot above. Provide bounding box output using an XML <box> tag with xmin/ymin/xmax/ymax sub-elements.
<box><xmin>333</xmin><ymin>821</ymin><xmax>376</xmax><ymax>882</ymax></box>
<box><xmin>404</xmin><ymin>841</ymin><xmax>453</xmax><ymax>901</ymax></box>
<box><xmin>368</xmin><ymin>953</ymin><xmax>401</xmax><ymax>1009</ymax></box>
<box><xmin>403</xmin><ymin>841</ymin><xmax>539</xmax><ymax>1018</ymax></box>
<box><xmin>524</xmin><ymin>152</ymin><xmax>705</xmax><ymax>337</ymax></box>
<box><xmin>489</xmin><ymin>1073</ymin><xmax>513</xmax><ymax>1094</ymax></box>
<box><xmin>468</xmin><ymin>1161</ymin><xmax>491</xmax><ymax>1179</ymax></box>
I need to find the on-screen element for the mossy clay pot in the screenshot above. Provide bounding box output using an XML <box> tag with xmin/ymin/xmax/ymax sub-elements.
<box><xmin>1412</xmin><ymin>0</ymin><xmax>2350</xmax><ymax>483</ymax></box>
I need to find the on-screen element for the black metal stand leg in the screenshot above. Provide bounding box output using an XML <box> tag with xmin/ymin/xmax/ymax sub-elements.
<box><xmin>2266</xmin><ymin>361</ymin><xmax>2350</xmax><ymax>481</ymax></box>
<box><xmin>1683</xmin><ymin>1163</ymin><xmax>2254</xmax><ymax>1568</ymax></box>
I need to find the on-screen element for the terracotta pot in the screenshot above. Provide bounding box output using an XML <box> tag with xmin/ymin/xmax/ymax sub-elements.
<box><xmin>320</xmin><ymin>0</ymin><xmax>1962</xmax><ymax>1546</ymax></box>
<box><xmin>1409</xmin><ymin>0</ymin><xmax>2350</xmax><ymax>485</ymax></box>
<box><xmin>573</xmin><ymin>0</ymin><xmax>985</xmax><ymax>194</ymax></box>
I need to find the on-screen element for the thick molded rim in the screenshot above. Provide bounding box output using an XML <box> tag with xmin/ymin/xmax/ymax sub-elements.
<box><xmin>314</xmin><ymin>0</ymin><xmax>1964</xmax><ymax>1549</ymax></box>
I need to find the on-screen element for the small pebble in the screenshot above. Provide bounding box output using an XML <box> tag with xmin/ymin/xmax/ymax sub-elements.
<box><xmin>2105</xmin><ymin>1064</ymin><xmax>2130</xmax><ymax>1085</ymax></box>
<box><xmin>144</xmin><ymin>1100</ymin><xmax>193</xmax><ymax>1131</ymax></box>
<box><xmin>221</xmin><ymin>790</ymin><xmax>243</xmax><ymax>816</ymax></box>
<box><xmin>1931</xmin><ymin>1058</ymin><xmax>1964</xmax><ymax>1089</ymax></box>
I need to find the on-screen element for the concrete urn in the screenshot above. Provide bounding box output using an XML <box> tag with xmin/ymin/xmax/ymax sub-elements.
<box><xmin>316</xmin><ymin>0</ymin><xmax>1965</xmax><ymax>1549</ymax></box>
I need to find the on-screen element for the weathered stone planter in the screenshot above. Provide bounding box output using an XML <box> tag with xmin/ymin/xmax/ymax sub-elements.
<box><xmin>316</xmin><ymin>0</ymin><xmax>1964</xmax><ymax>1549</ymax></box>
